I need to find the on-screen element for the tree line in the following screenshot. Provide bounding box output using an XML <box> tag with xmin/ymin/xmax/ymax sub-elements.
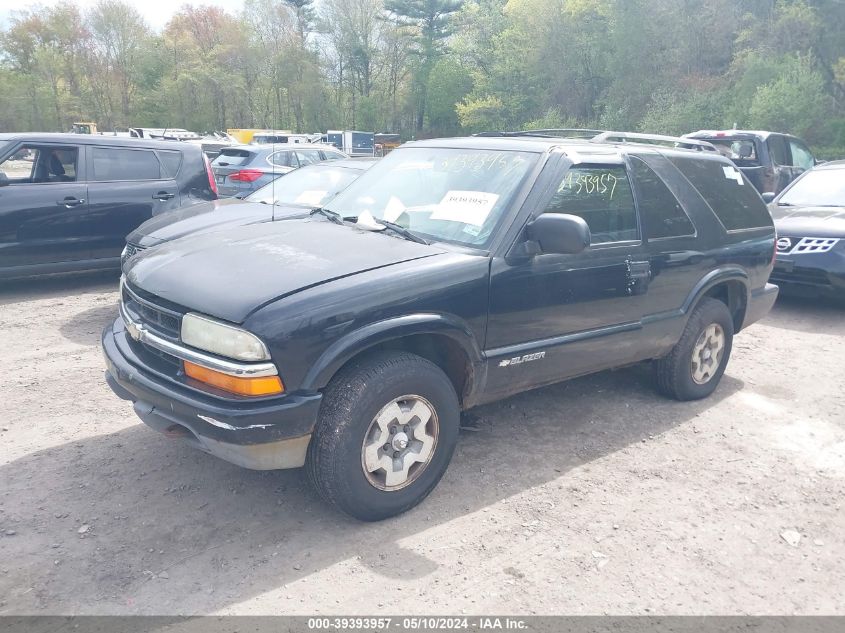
<box><xmin>1</xmin><ymin>0</ymin><xmax>844</xmax><ymax>157</ymax></box>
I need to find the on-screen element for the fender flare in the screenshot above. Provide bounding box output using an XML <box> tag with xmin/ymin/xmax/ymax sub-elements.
<box><xmin>681</xmin><ymin>266</ymin><xmax>750</xmax><ymax>319</ymax></box>
<box><xmin>301</xmin><ymin>313</ymin><xmax>486</xmax><ymax>396</ymax></box>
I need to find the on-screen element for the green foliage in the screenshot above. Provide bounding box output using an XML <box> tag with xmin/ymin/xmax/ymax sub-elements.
<box><xmin>425</xmin><ymin>57</ymin><xmax>473</xmax><ymax>135</ymax></box>
<box><xmin>746</xmin><ymin>56</ymin><xmax>831</xmax><ymax>143</ymax></box>
<box><xmin>521</xmin><ymin>108</ymin><xmax>580</xmax><ymax>132</ymax></box>
<box><xmin>639</xmin><ymin>89</ymin><xmax>728</xmax><ymax>137</ymax></box>
<box><xmin>0</xmin><ymin>0</ymin><xmax>843</xmax><ymax>158</ymax></box>
<box><xmin>456</xmin><ymin>94</ymin><xmax>507</xmax><ymax>132</ymax></box>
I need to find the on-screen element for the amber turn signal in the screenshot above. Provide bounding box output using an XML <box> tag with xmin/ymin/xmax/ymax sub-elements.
<box><xmin>183</xmin><ymin>361</ymin><xmax>284</xmax><ymax>396</ymax></box>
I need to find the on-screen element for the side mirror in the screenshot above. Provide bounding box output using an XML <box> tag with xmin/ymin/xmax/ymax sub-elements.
<box><xmin>525</xmin><ymin>213</ymin><xmax>591</xmax><ymax>255</ymax></box>
<box><xmin>0</xmin><ymin>172</ymin><xmax>9</xmax><ymax>187</ymax></box>
<box><xmin>761</xmin><ymin>192</ymin><xmax>776</xmax><ymax>203</ymax></box>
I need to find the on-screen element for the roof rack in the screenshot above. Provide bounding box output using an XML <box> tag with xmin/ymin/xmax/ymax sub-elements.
<box><xmin>474</xmin><ymin>129</ymin><xmax>605</xmax><ymax>139</ymax></box>
<box><xmin>591</xmin><ymin>131</ymin><xmax>718</xmax><ymax>152</ymax></box>
<box><xmin>518</xmin><ymin>128</ymin><xmax>606</xmax><ymax>139</ymax></box>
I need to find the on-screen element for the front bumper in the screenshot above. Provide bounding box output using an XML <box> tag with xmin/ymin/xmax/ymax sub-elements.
<box><xmin>741</xmin><ymin>283</ymin><xmax>779</xmax><ymax>330</ymax></box>
<box><xmin>102</xmin><ymin>318</ymin><xmax>321</xmax><ymax>470</ymax></box>
<box><xmin>771</xmin><ymin>250</ymin><xmax>845</xmax><ymax>297</ymax></box>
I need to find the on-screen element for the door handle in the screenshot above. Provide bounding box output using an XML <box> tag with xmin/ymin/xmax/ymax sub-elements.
<box><xmin>626</xmin><ymin>260</ymin><xmax>652</xmax><ymax>295</ymax></box>
<box><xmin>153</xmin><ymin>192</ymin><xmax>176</xmax><ymax>201</ymax></box>
<box><xmin>57</xmin><ymin>197</ymin><xmax>85</xmax><ymax>207</ymax></box>
<box><xmin>627</xmin><ymin>260</ymin><xmax>651</xmax><ymax>281</ymax></box>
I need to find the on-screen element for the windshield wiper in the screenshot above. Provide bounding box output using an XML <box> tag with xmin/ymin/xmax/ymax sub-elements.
<box><xmin>309</xmin><ymin>207</ymin><xmax>343</xmax><ymax>224</ymax></box>
<box><xmin>344</xmin><ymin>215</ymin><xmax>429</xmax><ymax>245</ymax></box>
<box><xmin>378</xmin><ymin>219</ymin><xmax>430</xmax><ymax>245</ymax></box>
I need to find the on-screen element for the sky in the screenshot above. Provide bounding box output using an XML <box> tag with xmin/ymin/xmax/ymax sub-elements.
<box><xmin>0</xmin><ymin>0</ymin><xmax>245</xmax><ymax>30</ymax></box>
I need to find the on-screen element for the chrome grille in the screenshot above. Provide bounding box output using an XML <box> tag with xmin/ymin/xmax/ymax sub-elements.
<box><xmin>778</xmin><ymin>237</ymin><xmax>839</xmax><ymax>255</ymax></box>
<box><xmin>121</xmin><ymin>282</ymin><xmax>182</xmax><ymax>342</ymax></box>
<box><xmin>121</xmin><ymin>243</ymin><xmax>146</xmax><ymax>265</ymax></box>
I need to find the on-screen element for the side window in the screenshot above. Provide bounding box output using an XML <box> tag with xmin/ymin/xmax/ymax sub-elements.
<box><xmin>767</xmin><ymin>136</ymin><xmax>789</xmax><ymax>166</ymax></box>
<box><xmin>320</xmin><ymin>150</ymin><xmax>343</xmax><ymax>161</ymax></box>
<box><xmin>91</xmin><ymin>147</ymin><xmax>161</xmax><ymax>181</ymax></box>
<box><xmin>157</xmin><ymin>150</ymin><xmax>183</xmax><ymax>178</ymax></box>
<box><xmin>0</xmin><ymin>145</ymin><xmax>79</xmax><ymax>184</ymax></box>
<box><xmin>269</xmin><ymin>151</ymin><xmax>295</xmax><ymax>167</ymax></box>
<box><xmin>669</xmin><ymin>157</ymin><xmax>771</xmax><ymax>231</ymax></box>
<box><xmin>630</xmin><ymin>157</ymin><xmax>695</xmax><ymax>239</ymax></box>
<box><xmin>788</xmin><ymin>140</ymin><xmax>814</xmax><ymax>170</ymax></box>
<box><xmin>296</xmin><ymin>150</ymin><xmax>322</xmax><ymax>166</ymax></box>
<box><xmin>542</xmin><ymin>165</ymin><xmax>638</xmax><ymax>244</ymax></box>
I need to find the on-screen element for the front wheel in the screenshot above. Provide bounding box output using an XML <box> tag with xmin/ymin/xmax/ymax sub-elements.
<box><xmin>655</xmin><ymin>298</ymin><xmax>734</xmax><ymax>401</ymax></box>
<box><xmin>306</xmin><ymin>351</ymin><xmax>460</xmax><ymax>521</ymax></box>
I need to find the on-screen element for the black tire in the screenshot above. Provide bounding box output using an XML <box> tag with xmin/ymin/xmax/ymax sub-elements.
<box><xmin>306</xmin><ymin>350</ymin><xmax>460</xmax><ymax>521</ymax></box>
<box><xmin>655</xmin><ymin>297</ymin><xmax>734</xmax><ymax>401</ymax></box>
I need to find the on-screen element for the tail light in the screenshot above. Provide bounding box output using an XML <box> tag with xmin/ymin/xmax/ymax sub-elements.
<box><xmin>229</xmin><ymin>169</ymin><xmax>264</xmax><ymax>183</ymax></box>
<box><xmin>203</xmin><ymin>154</ymin><xmax>218</xmax><ymax>197</ymax></box>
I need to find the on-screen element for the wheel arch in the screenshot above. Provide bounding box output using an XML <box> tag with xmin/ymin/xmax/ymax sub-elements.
<box><xmin>683</xmin><ymin>267</ymin><xmax>750</xmax><ymax>332</ymax></box>
<box><xmin>301</xmin><ymin>314</ymin><xmax>486</xmax><ymax>408</ymax></box>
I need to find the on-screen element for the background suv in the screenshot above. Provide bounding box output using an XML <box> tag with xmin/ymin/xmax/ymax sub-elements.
<box><xmin>684</xmin><ymin>130</ymin><xmax>816</xmax><ymax>195</ymax></box>
<box><xmin>211</xmin><ymin>143</ymin><xmax>347</xmax><ymax>198</ymax></box>
<box><xmin>0</xmin><ymin>133</ymin><xmax>217</xmax><ymax>280</ymax></box>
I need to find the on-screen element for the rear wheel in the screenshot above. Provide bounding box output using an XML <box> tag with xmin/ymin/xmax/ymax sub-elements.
<box><xmin>655</xmin><ymin>297</ymin><xmax>734</xmax><ymax>401</ymax></box>
<box><xmin>306</xmin><ymin>351</ymin><xmax>460</xmax><ymax>521</ymax></box>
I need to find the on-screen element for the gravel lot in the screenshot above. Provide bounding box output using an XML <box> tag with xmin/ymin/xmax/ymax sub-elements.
<box><xmin>0</xmin><ymin>273</ymin><xmax>843</xmax><ymax>616</ymax></box>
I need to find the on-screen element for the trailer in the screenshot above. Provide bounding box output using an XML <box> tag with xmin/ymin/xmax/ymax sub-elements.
<box><xmin>324</xmin><ymin>130</ymin><xmax>375</xmax><ymax>157</ymax></box>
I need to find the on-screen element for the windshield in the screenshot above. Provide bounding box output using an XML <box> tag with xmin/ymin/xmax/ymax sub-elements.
<box><xmin>779</xmin><ymin>169</ymin><xmax>845</xmax><ymax>207</ymax></box>
<box><xmin>247</xmin><ymin>165</ymin><xmax>363</xmax><ymax>207</ymax></box>
<box><xmin>323</xmin><ymin>146</ymin><xmax>537</xmax><ymax>247</ymax></box>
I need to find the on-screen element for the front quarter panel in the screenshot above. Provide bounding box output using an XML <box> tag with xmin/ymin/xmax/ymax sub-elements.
<box><xmin>243</xmin><ymin>252</ymin><xmax>491</xmax><ymax>398</ymax></box>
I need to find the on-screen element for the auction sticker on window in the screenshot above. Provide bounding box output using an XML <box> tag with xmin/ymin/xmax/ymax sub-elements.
<box><xmin>723</xmin><ymin>166</ymin><xmax>744</xmax><ymax>185</ymax></box>
<box><xmin>430</xmin><ymin>191</ymin><xmax>499</xmax><ymax>226</ymax></box>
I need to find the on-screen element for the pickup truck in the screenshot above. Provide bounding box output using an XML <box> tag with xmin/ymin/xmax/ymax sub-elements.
<box><xmin>102</xmin><ymin>134</ymin><xmax>778</xmax><ymax>521</ymax></box>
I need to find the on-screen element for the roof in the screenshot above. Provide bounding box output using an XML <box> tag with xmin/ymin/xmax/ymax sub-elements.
<box><xmin>310</xmin><ymin>158</ymin><xmax>378</xmax><ymax>170</ymax></box>
<box><xmin>242</xmin><ymin>143</ymin><xmax>343</xmax><ymax>151</ymax></box>
<box><xmin>686</xmin><ymin>130</ymin><xmax>794</xmax><ymax>141</ymax></box>
<box><xmin>0</xmin><ymin>132</ymin><xmax>203</xmax><ymax>151</ymax></box>
<box><xmin>404</xmin><ymin>135</ymin><xmax>729</xmax><ymax>163</ymax></box>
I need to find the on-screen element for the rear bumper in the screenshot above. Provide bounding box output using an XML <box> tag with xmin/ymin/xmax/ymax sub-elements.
<box><xmin>102</xmin><ymin>318</ymin><xmax>321</xmax><ymax>470</ymax></box>
<box><xmin>742</xmin><ymin>283</ymin><xmax>779</xmax><ymax>329</ymax></box>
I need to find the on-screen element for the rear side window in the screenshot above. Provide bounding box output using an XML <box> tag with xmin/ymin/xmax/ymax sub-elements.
<box><xmin>212</xmin><ymin>149</ymin><xmax>253</xmax><ymax>167</ymax></box>
<box><xmin>91</xmin><ymin>147</ymin><xmax>161</xmax><ymax>181</ymax></box>
<box><xmin>670</xmin><ymin>157</ymin><xmax>771</xmax><ymax>230</ymax></box>
<box><xmin>269</xmin><ymin>151</ymin><xmax>295</xmax><ymax>167</ymax></box>
<box><xmin>543</xmin><ymin>165</ymin><xmax>639</xmax><ymax>244</ymax></box>
<box><xmin>295</xmin><ymin>149</ymin><xmax>322</xmax><ymax>166</ymax></box>
<box><xmin>321</xmin><ymin>150</ymin><xmax>343</xmax><ymax>161</ymax></box>
<box><xmin>157</xmin><ymin>150</ymin><xmax>182</xmax><ymax>178</ymax></box>
<box><xmin>630</xmin><ymin>157</ymin><xmax>694</xmax><ymax>239</ymax></box>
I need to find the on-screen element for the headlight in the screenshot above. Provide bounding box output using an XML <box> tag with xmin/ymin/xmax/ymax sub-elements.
<box><xmin>180</xmin><ymin>313</ymin><xmax>270</xmax><ymax>362</ymax></box>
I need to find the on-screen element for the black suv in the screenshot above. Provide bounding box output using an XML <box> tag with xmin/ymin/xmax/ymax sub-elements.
<box><xmin>102</xmin><ymin>134</ymin><xmax>778</xmax><ymax>520</ymax></box>
<box><xmin>0</xmin><ymin>133</ymin><xmax>217</xmax><ymax>279</ymax></box>
<box><xmin>684</xmin><ymin>130</ymin><xmax>816</xmax><ymax>196</ymax></box>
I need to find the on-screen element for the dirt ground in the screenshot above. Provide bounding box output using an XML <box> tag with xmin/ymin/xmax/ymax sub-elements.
<box><xmin>0</xmin><ymin>272</ymin><xmax>843</xmax><ymax>616</ymax></box>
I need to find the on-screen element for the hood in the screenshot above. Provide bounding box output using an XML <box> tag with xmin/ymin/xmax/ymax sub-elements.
<box><xmin>126</xmin><ymin>218</ymin><xmax>447</xmax><ymax>323</ymax></box>
<box><xmin>127</xmin><ymin>200</ymin><xmax>311</xmax><ymax>248</ymax></box>
<box><xmin>770</xmin><ymin>204</ymin><xmax>845</xmax><ymax>238</ymax></box>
